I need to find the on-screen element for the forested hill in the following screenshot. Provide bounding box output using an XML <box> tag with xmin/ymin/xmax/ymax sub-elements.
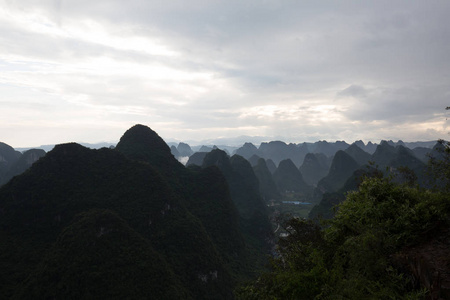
<box><xmin>0</xmin><ymin>124</ymin><xmax>273</xmax><ymax>299</ymax></box>
<box><xmin>238</xmin><ymin>141</ymin><xmax>450</xmax><ymax>299</ymax></box>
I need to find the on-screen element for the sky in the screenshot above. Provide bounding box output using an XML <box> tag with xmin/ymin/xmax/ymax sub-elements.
<box><xmin>1</xmin><ymin>0</ymin><xmax>449</xmax><ymax>147</ymax></box>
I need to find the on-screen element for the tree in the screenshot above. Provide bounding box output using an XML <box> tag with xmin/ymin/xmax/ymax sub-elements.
<box><xmin>237</xmin><ymin>175</ymin><xmax>448</xmax><ymax>299</ymax></box>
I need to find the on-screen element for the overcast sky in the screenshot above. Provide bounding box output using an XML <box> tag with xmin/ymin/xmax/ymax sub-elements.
<box><xmin>1</xmin><ymin>0</ymin><xmax>449</xmax><ymax>147</ymax></box>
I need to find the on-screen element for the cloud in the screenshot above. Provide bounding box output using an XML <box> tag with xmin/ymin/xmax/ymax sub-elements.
<box><xmin>0</xmin><ymin>1</ymin><xmax>449</xmax><ymax>146</ymax></box>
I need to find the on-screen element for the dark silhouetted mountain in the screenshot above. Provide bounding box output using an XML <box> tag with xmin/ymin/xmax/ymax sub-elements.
<box><xmin>115</xmin><ymin>124</ymin><xmax>183</xmax><ymax>173</ymax></box>
<box><xmin>15</xmin><ymin>142</ymin><xmax>116</xmax><ymax>153</ymax></box>
<box><xmin>115</xmin><ymin>125</ymin><xmax>258</xmax><ymax>286</ymax></box>
<box><xmin>203</xmin><ymin>149</ymin><xmax>233</xmax><ymax>177</ymax></box>
<box><xmin>265</xmin><ymin>159</ymin><xmax>277</xmax><ymax>174</ymax></box>
<box><xmin>247</xmin><ymin>154</ymin><xmax>261</xmax><ymax>167</ymax></box>
<box><xmin>177</xmin><ymin>142</ymin><xmax>194</xmax><ymax>157</ymax></box>
<box><xmin>229</xmin><ymin>155</ymin><xmax>273</xmax><ymax>248</ymax></box>
<box><xmin>0</xmin><ymin>126</ymin><xmax>255</xmax><ymax>299</ymax></box>
<box><xmin>0</xmin><ymin>143</ymin><xmax>235</xmax><ymax>299</ymax></box>
<box><xmin>202</xmin><ymin>150</ymin><xmax>273</xmax><ymax>250</ymax></box>
<box><xmin>230</xmin><ymin>155</ymin><xmax>260</xmax><ymax>200</ymax></box>
<box><xmin>235</xmin><ymin>143</ymin><xmax>260</xmax><ymax>159</ymax></box>
<box><xmin>184</xmin><ymin>167</ymin><xmax>248</xmax><ymax>276</ymax></box>
<box><xmin>345</xmin><ymin>143</ymin><xmax>371</xmax><ymax>166</ymax></box>
<box><xmin>389</xmin><ymin>145</ymin><xmax>426</xmax><ymax>185</ymax></box>
<box><xmin>273</xmin><ymin>159</ymin><xmax>313</xmax><ymax>195</ymax></box>
<box><xmin>392</xmin><ymin>145</ymin><xmax>424</xmax><ymax>169</ymax></box>
<box><xmin>186</xmin><ymin>152</ymin><xmax>208</xmax><ymax>167</ymax></box>
<box><xmin>316</xmin><ymin>150</ymin><xmax>360</xmax><ymax>194</ymax></box>
<box><xmin>371</xmin><ymin>142</ymin><xmax>426</xmax><ymax>184</ymax></box>
<box><xmin>16</xmin><ymin>209</ymin><xmax>189</xmax><ymax>299</ymax></box>
<box><xmin>299</xmin><ymin>153</ymin><xmax>329</xmax><ymax>187</ymax></box>
<box><xmin>371</xmin><ymin>141</ymin><xmax>397</xmax><ymax>167</ymax></box>
<box><xmin>253</xmin><ymin>158</ymin><xmax>280</xmax><ymax>201</ymax></box>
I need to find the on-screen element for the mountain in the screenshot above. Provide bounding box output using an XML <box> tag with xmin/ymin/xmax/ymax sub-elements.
<box><xmin>370</xmin><ymin>142</ymin><xmax>427</xmax><ymax>185</ymax></box>
<box><xmin>0</xmin><ymin>142</ymin><xmax>22</xmax><ymax>183</ymax></box>
<box><xmin>403</xmin><ymin>140</ymin><xmax>437</xmax><ymax>149</ymax></box>
<box><xmin>344</xmin><ymin>143</ymin><xmax>371</xmax><ymax>166</ymax></box>
<box><xmin>273</xmin><ymin>159</ymin><xmax>313</xmax><ymax>195</ymax></box>
<box><xmin>253</xmin><ymin>158</ymin><xmax>280</xmax><ymax>202</ymax></box>
<box><xmin>265</xmin><ymin>159</ymin><xmax>277</xmax><ymax>174</ymax></box>
<box><xmin>259</xmin><ymin>141</ymin><xmax>308</xmax><ymax>167</ymax></box>
<box><xmin>0</xmin><ymin>125</ymin><xmax>269</xmax><ymax>299</ymax></box>
<box><xmin>115</xmin><ymin>124</ymin><xmax>183</xmax><ymax>173</ymax></box>
<box><xmin>310</xmin><ymin>140</ymin><xmax>349</xmax><ymax>157</ymax></box>
<box><xmin>0</xmin><ymin>143</ymin><xmax>45</xmax><ymax>186</ymax></box>
<box><xmin>389</xmin><ymin>145</ymin><xmax>426</xmax><ymax>185</ymax></box>
<box><xmin>309</xmin><ymin>167</ymin><xmax>382</xmax><ymax>220</ymax></box>
<box><xmin>170</xmin><ymin>145</ymin><xmax>181</xmax><ymax>158</ymax></box>
<box><xmin>15</xmin><ymin>142</ymin><xmax>116</xmax><ymax>153</ymax></box>
<box><xmin>0</xmin><ymin>149</ymin><xmax>46</xmax><ymax>185</ymax></box>
<box><xmin>115</xmin><ymin>125</ymin><xmax>259</xmax><ymax>285</ymax></box>
<box><xmin>177</xmin><ymin>142</ymin><xmax>194</xmax><ymax>157</ymax></box>
<box><xmin>363</xmin><ymin>141</ymin><xmax>378</xmax><ymax>154</ymax></box>
<box><xmin>183</xmin><ymin>166</ymin><xmax>247</xmax><ymax>273</ymax></box>
<box><xmin>199</xmin><ymin>145</ymin><xmax>214</xmax><ymax>152</ymax></box>
<box><xmin>316</xmin><ymin>150</ymin><xmax>360</xmax><ymax>194</ymax></box>
<box><xmin>310</xmin><ymin>143</ymin><xmax>430</xmax><ymax>220</ymax></box>
<box><xmin>411</xmin><ymin>146</ymin><xmax>432</xmax><ymax>163</ymax></box>
<box><xmin>186</xmin><ymin>152</ymin><xmax>208</xmax><ymax>167</ymax></box>
<box><xmin>247</xmin><ymin>154</ymin><xmax>261</xmax><ymax>167</ymax></box>
<box><xmin>16</xmin><ymin>209</ymin><xmax>189</xmax><ymax>299</ymax></box>
<box><xmin>202</xmin><ymin>150</ymin><xmax>273</xmax><ymax>250</ymax></box>
<box><xmin>371</xmin><ymin>141</ymin><xmax>397</xmax><ymax>167</ymax></box>
<box><xmin>299</xmin><ymin>153</ymin><xmax>329</xmax><ymax>187</ymax></box>
<box><xmin>234</xmin><ymin>142</ymin><xmax>261</xmax><ymax>160</ymax></box>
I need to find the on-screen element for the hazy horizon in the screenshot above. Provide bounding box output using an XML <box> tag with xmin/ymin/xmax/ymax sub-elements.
<box><xmin>11</xmin><ymin>129</ymin><xmax>440</xmax><ymax>151</ymax></box>
<box><xmin>1</xmin><ymin>1</ymin><xmax>449</xmax><ymax>147</ymax></box>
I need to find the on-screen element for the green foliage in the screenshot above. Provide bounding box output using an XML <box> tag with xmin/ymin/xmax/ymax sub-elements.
<box><xmin>238</xmin><ymin>176</ymin><xmax>449</xmax><ymax>299</ymax></box>
<box><xmin>15</xmin><ymin>209</ymin><xmax>189</xmax><ymax>299</ymax></box>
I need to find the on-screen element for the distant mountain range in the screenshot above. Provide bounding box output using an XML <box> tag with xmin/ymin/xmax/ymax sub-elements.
<box><xmin>14</xmin><ymin>139</ymin><xmax>437</xmax><ymax>158</ymax></box>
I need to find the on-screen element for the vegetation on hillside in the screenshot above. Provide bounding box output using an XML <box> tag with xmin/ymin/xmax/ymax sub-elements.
<box><xmin>237</xmin><ymin>142</ymin><xmax>450</xmax><ymax>299</ymax></box>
